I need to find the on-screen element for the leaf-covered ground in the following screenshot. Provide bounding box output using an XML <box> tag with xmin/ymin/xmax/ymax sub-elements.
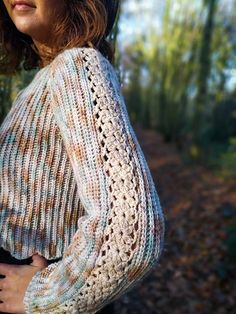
<box><xmin>113</xmin><ymin>126</ymin><xmax>236</xmax><ymax>314</ymax></box>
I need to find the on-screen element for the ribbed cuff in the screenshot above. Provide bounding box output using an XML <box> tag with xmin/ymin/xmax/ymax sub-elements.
<box><xmin>23</xmin><ymin>270</ymin><xmax>43</xmax><ymax>314</ymax></box>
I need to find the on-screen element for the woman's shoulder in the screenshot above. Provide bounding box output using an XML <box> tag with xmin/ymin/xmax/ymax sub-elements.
<box><xmin>49</xmin><ymin>45</ymin><xmax>120</xmax><ymax>91</ymax></box>
<box><xmin>50</xmin><ymin>46</ymin><xmax>111</xmax><ymax>73</ymax></box>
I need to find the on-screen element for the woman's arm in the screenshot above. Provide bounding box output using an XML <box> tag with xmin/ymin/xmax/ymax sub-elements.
<box><xmin>23</xmin><ymin>47</ymin><xmax>165</xmax><ymax>314</ymax></box>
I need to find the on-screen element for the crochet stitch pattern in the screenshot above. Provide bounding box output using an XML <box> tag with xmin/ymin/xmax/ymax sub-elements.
<box><xmin>0</xmin><ymin>46</ymin><xmax>165</xmax><ymax>313</ymax></box>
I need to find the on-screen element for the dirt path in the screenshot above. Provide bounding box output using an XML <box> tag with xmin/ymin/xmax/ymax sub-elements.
<box><xmin>114</xmin><ymin>126</ymin><xmax>236</xmax><ymax>314</ymax></box>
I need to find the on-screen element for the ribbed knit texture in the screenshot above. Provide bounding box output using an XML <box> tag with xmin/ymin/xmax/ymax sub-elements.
<box><xmin>0</xmin><ymin>47</ymin><xmax>165</xmax><ymax>313</ymax></box>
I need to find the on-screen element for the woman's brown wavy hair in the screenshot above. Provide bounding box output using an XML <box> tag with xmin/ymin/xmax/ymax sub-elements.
<box><xmin>0</xmin><ymin>0</ymin><xmax>117</xmax><ymax>74</ymax></box>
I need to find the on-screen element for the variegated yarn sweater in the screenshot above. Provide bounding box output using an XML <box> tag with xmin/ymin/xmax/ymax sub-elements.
<box><xmin>0</xmin><ymin>46</ymin><xmax>165</xmax><ymax>313</ymax></box>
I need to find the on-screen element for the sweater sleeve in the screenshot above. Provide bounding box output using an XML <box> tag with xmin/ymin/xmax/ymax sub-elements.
<box><xmin>23</xmin><ymin>47</ymin><xmax>165</xmax><ymax>314</ymax></box>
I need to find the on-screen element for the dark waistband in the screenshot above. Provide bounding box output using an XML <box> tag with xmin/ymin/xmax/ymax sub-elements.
<box><xmin>0</xmin><ymin>247</ymin><xmax>62</xmax><ymax>265</ymax></box>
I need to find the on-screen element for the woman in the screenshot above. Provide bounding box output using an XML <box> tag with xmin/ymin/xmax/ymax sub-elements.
<box><xmin>0</xmin><ymin>1</ymin><xmax>165</xmax><ymax>313</ymax></box>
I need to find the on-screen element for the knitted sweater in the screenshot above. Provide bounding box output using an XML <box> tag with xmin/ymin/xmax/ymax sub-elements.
<box><xmin>0</xmin><ymin>46</ymin><xmax>165</xmax><ymax>313</ymax></box>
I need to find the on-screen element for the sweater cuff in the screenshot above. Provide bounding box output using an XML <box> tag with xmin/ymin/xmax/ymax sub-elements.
<box><xmin>23</xmin><ymin>263</ymin><xmax>59</xmax><ymax>313</ymax></box>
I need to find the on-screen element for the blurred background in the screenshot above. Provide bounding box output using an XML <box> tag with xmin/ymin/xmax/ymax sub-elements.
<box><xmin>1</xmin><ymin>0</ymin><xmax>236</xmax><ymax>313</ymax></box>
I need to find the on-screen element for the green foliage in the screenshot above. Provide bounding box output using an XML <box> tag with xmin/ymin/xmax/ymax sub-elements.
<box><xmin>122</xmin><ymin>0</ymin><xmax>236</xmax><ymax>177</ymax></box>
<box><xmin>217</xmin><ymin>137</ymin><xmax>236</xmax><ymax>178</ymax></box>
<box><xmin>211</xmin><ymin>99</ymin><xmax>236</xmax><ymax>141</ymax></box>
<box><xmin>0</xmin><ymin>69</ymin><xmax>38</xmax><ymax>123</ymax></box>
<box><xmin>0</xmin><ymin>75</ymin><xmax>12</xmax><ymax>123</ymax></box>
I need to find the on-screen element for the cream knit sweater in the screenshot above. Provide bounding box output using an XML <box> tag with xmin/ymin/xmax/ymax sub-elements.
<box><xmin>0</xmin><ymin>46</ymin><xmax>165</xmax><ymax>313</ymax></box>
